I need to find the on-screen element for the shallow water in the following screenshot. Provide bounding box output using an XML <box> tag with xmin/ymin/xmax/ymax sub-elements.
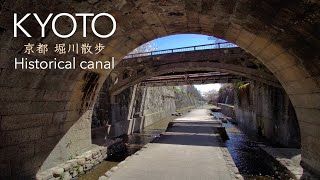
<box><xmin>80</xmin><ymin>113</ymin><xmax>293</xmax><ymax>180</ymax></box>
<box><xmin>78</xmin><ymin>161</ymin><xmax>119</xmax><ymax>180</ymax></box>
<box><xmin>124</xmin><ymin>117</ymin><xmax>173</xmax><ymax>155</ymax></box>
<box><xmin>223</xmin><ymin>122</ymin><xmax>293</xmax><ymax>180</ymax></box>
<box><xmin>78</xmin><ymin>117</ymin><xmax>173</xmax><ymax>179</ymax></box>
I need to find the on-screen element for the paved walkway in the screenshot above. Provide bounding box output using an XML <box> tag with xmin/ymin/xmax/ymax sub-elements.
<box><xmin>100</xmin><ymin>107</ymin><xmax>240</xmax><ymax>180</ymax></box>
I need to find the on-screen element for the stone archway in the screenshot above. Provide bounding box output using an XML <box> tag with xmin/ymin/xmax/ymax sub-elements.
<box><xmin>0</xmin><ymin>0</ymin><xmax>319</xmax><ymax>177</ymax></box>
<box><xmin>108</xmin><ymin>46</ymin><xmax>280</xmax><ymax>95</ymax></box>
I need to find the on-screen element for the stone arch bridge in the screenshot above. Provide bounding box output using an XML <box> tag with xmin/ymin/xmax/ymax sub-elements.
<box><xmin>0</xmin><ymin>0</ymin><xmax>319</xmax><ymax>178</ymax></box>
<box><xmin>109</xmin><ymin>43</ymin><xmax>280</xmax><ymax>95</ymax></box>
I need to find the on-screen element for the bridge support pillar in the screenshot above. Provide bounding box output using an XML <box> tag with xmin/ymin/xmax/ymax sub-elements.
<box><xmin>108</xmin><ymin>95</ymin><xmax>129</xmax><ymax>137</ymax></box>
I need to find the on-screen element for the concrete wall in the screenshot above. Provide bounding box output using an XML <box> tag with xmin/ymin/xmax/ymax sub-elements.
<box><xmin>217</xmin><ymin>103</ymin><xmax>236</xmax><ymax>119</ymax></box>
<box><xmin>234</xmin><ymin>82</ymin><xmax>301</xmax><ymax>148</ymax></box>
<box><xmin>39</xmin><ymin>111</ymin><xmax>94</xmax><ymax>172</ymax></box>
<box><xmin>92</xmin><ymin>85</ymin><xmax>202</xmax><ymax>139</ymax></box>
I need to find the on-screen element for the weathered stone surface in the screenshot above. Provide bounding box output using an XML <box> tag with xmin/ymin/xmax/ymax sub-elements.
<box><xmin>85</xmin><ymin>163</ymin><xmax>93</xmax><ymax>169</ymax></box>
<box><xmin>99</xmin><ymin>176</ymin><xmax>109</xmax><ymax>180</ymax></box>
<box><xmin>36</xmin><ymin>171</ymin><xmax>53</xmax><ymax>180</ymax></box>
<box><xmin>234</xmin><ymin>81</ymin><xmax>301</xmax><ymax>148</ymax></box>
<box><xmin>99</xmin><ymin>84</ymin><xmax>202</xmax><ymax>138</ymax></box>
<box><xmin>62</xmin><ymin>171</ymin><xmax>72</xmax><ymax>180</ymax></box>
<box><xmin>105</xmin><ymin>171</ymin><xmax>113</xmax><ymax>177</ymax></box>
<box><xmin>0</xmin><ymin>0</ymin><xmax>319</xmax><ymax>178</ymax></box>
<box><xmin>71</xmin><ymin>169</ymin><xmax>78</xmax><ymax>178</ymax></box>
<box><xmin>66</xmin><ymin>160</ymin><xmax>78</xmax><ymax>168</ymax></box>
<box><xmin>75</xmin><ymin>158</ymin><xmax>86</xmax><ymax>165</ymax></box>
<box><xmin>78</xmin><ymin>166</ymin><xmax>84</xmax><ymax>174</ymax></box>
<box><xmin>83</xmin><ymin>153</ymin><xmax>93</xmax><ymax>160</ymax></box>
<box><xmin>62</xmin><ymin>163</ymin><xmax>72</xmax><ymax>171</ymax></box>
<box><xmin>110</xmin><ymin>166</ymin><xmax>118</xmax><ymax>172</ymax></box>
<box><xmin>51</xmin><ymin>167</ymin><xmax>64</xmax><ymax>177</ymax></box>
<box><xmin>36</xmin><ymin>146</ymin><xmax>108</xmax><ymax>179</ymax></box>
<box><xmin>260</xmin><ymin>146</ymin><xmax>320</xmax><ymax>180</ymax></box>
<box><xmin>110</xmin><ymin>48</ymin><xmax>278</xmax><ymax>95</ymax></box>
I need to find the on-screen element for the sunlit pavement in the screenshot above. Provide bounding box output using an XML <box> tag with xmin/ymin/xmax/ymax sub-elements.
<box><xmin>102</xmin><ymin>106</ymin><xmax>238</xmax><ymax>180</ymax></box>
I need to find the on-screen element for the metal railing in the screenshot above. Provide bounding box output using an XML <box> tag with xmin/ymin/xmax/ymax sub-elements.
<box><xmin>124</xmin><ymin>42</ymin><xmax>237</xmax><ymax>59</ymax></box>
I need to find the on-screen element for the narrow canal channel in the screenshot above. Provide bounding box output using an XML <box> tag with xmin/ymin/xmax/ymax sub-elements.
<box><xmin>223</xmin><ymin>121</ymin><xmax>293</xmax><ymax>179</ymax></box>
<box><xmin>79</xmin><ymin>111</ymin><xmax>292</xmax><ymax>180</ymax></box>
<box><xmin>78</xmin><ymin>117</ymin><xmax>173</xmax><ymax>179</ymax></box>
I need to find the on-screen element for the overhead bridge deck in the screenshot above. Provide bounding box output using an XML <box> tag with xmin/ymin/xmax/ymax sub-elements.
<box><xmin>109</xmin><ymin>42</ymin><xmax>279</xmax><ymax>95</ymax></box>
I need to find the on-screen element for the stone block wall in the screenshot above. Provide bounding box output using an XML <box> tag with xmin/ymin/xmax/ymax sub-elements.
<box><xmin>141</xmin><ymin>86</ymin><xmax>176</xmax><ymax>128</ymax></box>
<box><xmin>36</xmin><ymin>146</ymin><xmax>108</xmax><ymax>180</ymax></box>
<box><xmin>92</xmin><ymin>85</ymin><xmax>202</xmax><ymax>139</ymax></box>
<box><xmin>141</xmin><ymin>86</ymin><xmax>201</xmax><ymax>128</ymax></box>
<box><xmin>0</xmin><ymin>0</ymin><xmax>319</xmax><ymax>177</ymax></box>
<box><xmin>174</xmin><ymin>86</ymin><xmax>200</xmax><ymax>110</ymax></box>
<box><xmin>39</xmin><ymin>110</ymin><xmax>94</xmax><ymax>172</ymax></box>
<box><xmin>234</xmin><ymin>82</ymin><xmax>301</xmax><ymax>148</ymax></box>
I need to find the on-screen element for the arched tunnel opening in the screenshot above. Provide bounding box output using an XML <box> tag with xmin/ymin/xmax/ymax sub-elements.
<box><xmin>88</xmin><ymin>34</ymin><xmax>302</xmax><ymax>179</ymax></box>
<box><xmin>0</xmin><ymin>1</ymin><xmax>319</xmax><ymax>179</ymax></box>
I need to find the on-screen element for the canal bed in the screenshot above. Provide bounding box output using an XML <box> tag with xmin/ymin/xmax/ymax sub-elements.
<box><xmin>79</xmin><ymin>112</ymin><xmax>293</xmax><ymax>180</ymax></box>
<box><xmin>223</xmin><ymin>121</ymin><xmax>293</xmax><ymax>179</ymax></box>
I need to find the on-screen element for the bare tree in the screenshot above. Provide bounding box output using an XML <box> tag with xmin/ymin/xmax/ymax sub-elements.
<box><xmin>207</xmin><ymin>36</ymin><xmax>227</xmax><ymax>43</ymax></box>
<box><xmin>186</xmin><ymin>85</ymin><xmax>204</xmax><ymax>101</ymax></box>
<box><xmin>217</xmin><ymin>84</ymin><xmax>235</xmax><ymax>105</ymax></box>
<box><xmin>207</xmin><ymin>36</ymin><xmax>237</xmax><ymax>48</ymax></box>
<box><xmin>130</xmin><ymin>41</ymin><xmax>157</xmax><ymax>54</ymax></box>
<box><xmin>203</xmin><ymin>89</ymin><xmax>219</xmax><ymax>104</ymax></box>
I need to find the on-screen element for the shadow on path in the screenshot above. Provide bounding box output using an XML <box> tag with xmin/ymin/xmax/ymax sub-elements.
<box><xmin>151</xmin><ymin>120</ymin><xmax>225</xmax><ymax>147</ymax></box>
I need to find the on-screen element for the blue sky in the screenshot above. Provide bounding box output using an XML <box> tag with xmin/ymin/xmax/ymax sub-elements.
<box><xmin>152</xmin><ymin>34</ymin><xmax>215</xmax><ymax>50</ymax></box>
<box><xmin>148</xmin><ymin>34</ymin><xmax>223</xmax><ymax>94</ymax></box>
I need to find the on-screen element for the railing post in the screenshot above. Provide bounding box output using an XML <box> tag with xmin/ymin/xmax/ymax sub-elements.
<box><xmin>125</xmin><ymin>42</ymin><xmax>237</xmax><ymax>59</ymax></box>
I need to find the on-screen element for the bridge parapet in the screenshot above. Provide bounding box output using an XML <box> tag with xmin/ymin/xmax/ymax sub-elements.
<box><xmin>124</xmin><ymin>42</ymin><xmax>237</xmax><ymax>59</ymax></box>
<box><xmin>110</xmin><ymin>46</ymin><xmax>278</xmax><ymax>95</ymax></box>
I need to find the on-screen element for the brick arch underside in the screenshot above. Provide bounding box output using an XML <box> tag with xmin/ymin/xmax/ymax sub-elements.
<box><xmin>0</xmin><ymin>0</ymin><xmax>319</xmax><ymax>177</ymax></box>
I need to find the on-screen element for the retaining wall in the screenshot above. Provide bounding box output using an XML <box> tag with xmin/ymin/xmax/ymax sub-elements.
<box><xmin>217</xmin><ymin>103</ymin><xmax>236</xmax><ymax>119</ymax></box>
